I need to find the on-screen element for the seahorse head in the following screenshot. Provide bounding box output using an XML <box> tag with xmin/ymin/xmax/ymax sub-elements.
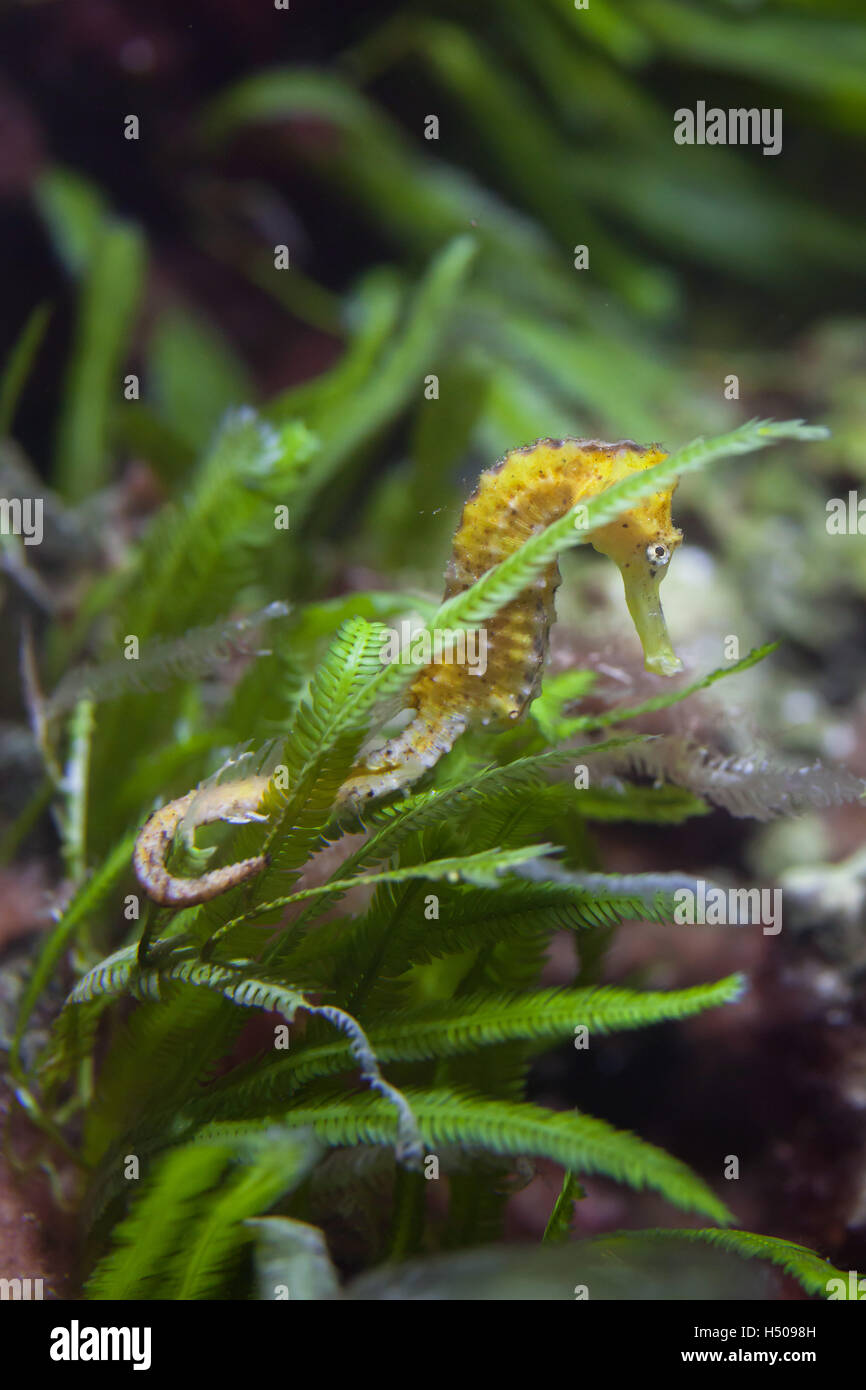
<box><xmin>582</xmin><ymin>442</ymin><xmax>684</xmax><ymax>677</ymax></box>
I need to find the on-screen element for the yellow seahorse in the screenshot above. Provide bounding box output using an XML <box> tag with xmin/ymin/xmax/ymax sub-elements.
<box><xmin>133</xmin><ymin>437</ymin><xmax>683</xmax><ymax>907</ymax></box>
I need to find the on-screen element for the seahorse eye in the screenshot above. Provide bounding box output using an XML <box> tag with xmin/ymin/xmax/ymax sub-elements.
<box><xmin>646</xmin><ymin>542</ymin><xmax>670</xmax><ymax>569</ymax></box>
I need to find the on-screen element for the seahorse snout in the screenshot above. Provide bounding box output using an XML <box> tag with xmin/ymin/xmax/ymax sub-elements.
<box><xmin>616</xmin><ymin>543</ymin><xmax>683</xmax><ymax>677</ymax></box>
<box><xmin>587</xmin><ymin>462</ymin><xmax>684</xmax><ymax>679</ymax></box>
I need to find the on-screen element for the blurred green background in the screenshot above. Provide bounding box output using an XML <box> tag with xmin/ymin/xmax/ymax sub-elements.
<box><xmin>3</xmin><ymin>0</ymin><xmax>865</xmax><ymax>723</ymax></box>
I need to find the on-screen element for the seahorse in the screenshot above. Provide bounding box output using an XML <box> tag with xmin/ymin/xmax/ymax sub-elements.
<box><xmin>133</xmin><ymin>438</ymin><xmax>683</xmax><ymax>907</ymax></box>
